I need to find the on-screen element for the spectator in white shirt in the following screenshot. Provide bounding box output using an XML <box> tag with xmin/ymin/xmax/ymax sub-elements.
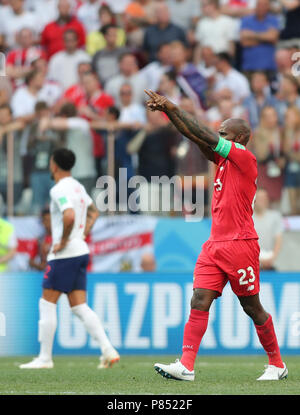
<box><xmin>47</xmin><ymin>28</ymin><xmax>91</xmax><ymax>91</ymax></box>
<box><xmin>25</xmin><ymin>0</ymin><xmax>59</xmax><ymax>32</ymax></box>
<box><xmin>213</xmin><ymin>52</ymin><xmax>251</xmax><ymax>104</ymax></box>
<box><xmin>105</xmin><ymin>52</ymin><xmax>147</xmax><ymax>107</ymax></box>
<box><xmin>77</xmin><ymin>0</ymin><xmax>101</xmax><ymax>34</ymax></box>
<box><xmin>253</xmin><ymin>188</ymin><xmax>283</xmax><ymax>270</ymax></box>
<box><xmin>1</xmin><ymin>0</ymin><xmax>38</xmax><ymax>48</ymax></box>
<box><xmin>140</xmin><ymin>42</ymin><xmax>172</xmax><ymax>92</ymax></box>
<box><xmin>195</xmin><ymin>0</ymin><xmax>236</xmax><ymax>56</ymax></box>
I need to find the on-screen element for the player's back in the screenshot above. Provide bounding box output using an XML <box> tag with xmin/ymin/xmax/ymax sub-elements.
<box><xmin>48</xmin><ymin>176</ymin><xmax>93</xmax><ymax>261</ymax></box>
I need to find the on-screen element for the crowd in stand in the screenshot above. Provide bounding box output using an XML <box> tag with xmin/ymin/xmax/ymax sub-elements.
<box><xmin>0</xmin><ymin>0</ymin><xmax>300</xmax><ymax>217</ymax></box>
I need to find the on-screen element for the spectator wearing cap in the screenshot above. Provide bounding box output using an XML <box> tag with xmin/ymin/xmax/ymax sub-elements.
<box><xmin>41</xmin><ymin>0</ymin><xmax>86</xmax><ymax>59</ymax></box>
<box><xmin>143</xmin><ymin>2</ymin><xmax>187</xmax><ymax>62</ymax></box>
<box><xmin>240</xmin><ymin>0</ymin><xmax>280</xmax><ymax>75</ymax></box>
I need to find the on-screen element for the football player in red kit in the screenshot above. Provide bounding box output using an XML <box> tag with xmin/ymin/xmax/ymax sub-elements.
<box><xmin>145</xmin><ymin>89</ymin><xmax>287</xmax><ymax>381</ymax></box>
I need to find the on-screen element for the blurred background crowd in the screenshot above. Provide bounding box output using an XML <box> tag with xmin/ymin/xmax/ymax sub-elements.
<box><xmin>0</xmin><ymin>0</ymin><xmax>300</xmax><ymax>220</ymax></box>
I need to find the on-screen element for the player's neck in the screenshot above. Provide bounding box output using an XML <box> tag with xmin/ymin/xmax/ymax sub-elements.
<box><xmin>54</xmin><ymin>172</ymin><xmax>72</xmax><ymax>183</ymax></box>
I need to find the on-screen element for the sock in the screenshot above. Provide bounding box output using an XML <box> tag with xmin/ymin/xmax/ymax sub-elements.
<box><xmin>181</xmin><ymin>309</ymin><xmax>209</xmax><ymax>371</ymax></box>
<box><xmin>38</xmin><ymin>298</ymin><xmax>57</xmax><ymax>361</ymax></box>
<box><xmin>255</xmin><ymin>314</ymin><xmax>284</xmax><ymax>368</ymax></box>
<box><xmin>71</xmin><ymin>303</ymin><xmax>112</xmax><ymax>354</ymax></box>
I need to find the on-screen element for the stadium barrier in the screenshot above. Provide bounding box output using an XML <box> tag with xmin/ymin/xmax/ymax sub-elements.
<box><xmin>0</xmin><ymin>271</ymin><xmax>299</xmax><ymax>356</ymax></box>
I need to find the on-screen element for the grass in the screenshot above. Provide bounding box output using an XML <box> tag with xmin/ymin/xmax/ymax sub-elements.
<box><xmin>0</xmin><ymin>355</ymin><xmax>299</xmax><ymax>395</ymax></box>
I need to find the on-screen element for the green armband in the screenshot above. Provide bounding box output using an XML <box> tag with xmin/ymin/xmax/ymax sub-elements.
<box><xmin>214</xmin><ymin>136</ymin><xmax>232</xmax><ymax>158</ymax></box>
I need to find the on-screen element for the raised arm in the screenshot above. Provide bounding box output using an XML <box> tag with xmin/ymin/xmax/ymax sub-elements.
<box><xmin>145</xmin><ymin>90</ymin><xmax>218</xmax><ymax>162</ymax></box>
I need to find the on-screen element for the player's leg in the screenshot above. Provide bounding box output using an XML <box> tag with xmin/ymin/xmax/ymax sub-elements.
<box><xmin>238</xmin><ymin>293</ymin><xmax>288</xmax><ymax>380</ymax></box>
<box><xmin>154</xmin><ymin>242</ymin><xmax>227</xmax><ymax>381</ymax></box>
<box><xmin>19</xmin><ymin>288</ymin><xmax>61</xmax><ymax>369</ymax></box>
<box><xmin>68</xmin><ymin>259</ymin><xmax>120</xmax><ymax>369</ymax></box>
<box><xmin>154</xmin><ymin>288</ymin><xmax>219</xmax><ymax>381</ymax></box>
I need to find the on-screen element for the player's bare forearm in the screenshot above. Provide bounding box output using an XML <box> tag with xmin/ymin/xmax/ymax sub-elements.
<box><xmin>145</xmin><ymin>89</ymin><xmax>219</xmax><ymax>148</ymax></box>
<box><xmin>166</xmin><ymin>109</ymin><xmax>217</xmax><ymax>162</ymax></box>
<box><xmin>84</xmin><ymin>203</ymin><xmax>99</xmax><ymax>237</ymax></box>
<box><xmin>53</xmin><ymin>209</ymin><xmax>75</xmax><ymax>253</ymax></box>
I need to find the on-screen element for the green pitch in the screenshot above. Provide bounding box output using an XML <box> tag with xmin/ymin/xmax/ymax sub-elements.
<box><xmin>0</xmin><ymin>355</ymin><xmax>299</xmax><ymax>395</ymax></box>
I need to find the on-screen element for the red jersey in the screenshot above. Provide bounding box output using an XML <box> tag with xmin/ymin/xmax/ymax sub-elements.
<box><xmin>41</xmin><ymin>17</ymin><xmax>86</xmax><ymax>59</ymax></box>
<box><xmin>210</xmin><ymin>138</ymin><xmax>258</xmax><ymax>242</ymax></box>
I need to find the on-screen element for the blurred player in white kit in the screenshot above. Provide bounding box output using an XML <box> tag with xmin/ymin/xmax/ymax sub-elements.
<box><xmin>20</xmin><ymin>148</ymin><xmax>119</xmax><ymax>369</ymax></box>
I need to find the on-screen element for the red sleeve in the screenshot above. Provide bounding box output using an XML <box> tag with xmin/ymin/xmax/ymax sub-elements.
<box><xmin>227</xmin><ymin>143</ymin><xmax>256</xmax><ymax>172</ymax></box>
<box><xmin>6</xmin><ymin>51</ymin><xmax>16</xmax><ymax>65</ymax></box>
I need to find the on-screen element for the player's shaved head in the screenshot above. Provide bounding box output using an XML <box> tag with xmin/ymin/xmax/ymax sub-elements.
<box><xmin>220</xmin><ymin>118</ymin><xmax>251</xmax><ymax>146</ymax></box>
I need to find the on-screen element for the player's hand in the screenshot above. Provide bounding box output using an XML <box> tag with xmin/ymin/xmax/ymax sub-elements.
<box><xmin>144</xmin><ymin>89</ymin><xmax>176</xmax><ymax>112</ymax></box>
<box><xmin>52</xmin><ymin>240</ymin><xmax>68</xmax><ymax>254</ymax></box>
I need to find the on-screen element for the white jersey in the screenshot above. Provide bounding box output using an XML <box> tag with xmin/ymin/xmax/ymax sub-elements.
<box><xmin>48</xmin><ymin>176</ymin><xmax>93</xmax><ymax>261</ymax></box>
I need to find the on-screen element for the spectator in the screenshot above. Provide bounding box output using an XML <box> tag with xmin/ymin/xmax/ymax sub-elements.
<box><xmin>118</xmin><ymin>83</ymin><xmax>147</xmax><ymax>127</ymax></box>
<box><xmin>167</xmin><ymin>0</ymin><xmax>201</xmax><ymax>32</ymax></box>
<box><xmin>47</xmin><ymin>29</ymin><xmax>91</xmax><ymax>91</ymax></box>
<box><xmin>140</xmin><ymin>42</ymin><xmax>173</xmax><ymax>92</ymax></box>
<box><xmin>278</xmin><ymin>0</ymin><xmax>300</xmax><ymax>48</ymax></box>
<box><xmin>41</xmin><ymin>0</ymin><xmax>86</xmax><ymax>59</ymax></box>
<box><xmin>283</xmin><ymin>106</ymin><xmax>300</xmax><ymax>215</ymax></box>
<box><xmin>138</xmin><ymin>110</ymin><xmax>178</xmax><ymax>182</ymax></box>
<box><xmin>58</xmin><ymin>61</ymin><xmax>92</xmax><ymax>109</ymax></box>
<box><xmin>252</xmin><ymin>105</ymin><xmax>285</xmax><ymax>206</ymax></box>
<box><xmin>174</xmin><ymin>96</ymin><xmax>209</xmax><ymax>215</ymax></box>
<box><xmin>78</xmin><ymin>71</ymin><xmax>114</xmax><ymax>177</ymax></box>
<box><xmin>6</xmin><ymin>28</ymin><xmax>46</xmax><ymax>89</ymax></box>
<box><xmin>105</xmin><ymin>52</ymin><xmax>148</xmax><ymax>107</ymax></box>
<box><xmin>194</xmin><ymin>46</ymin><xmax>217</xmax><ymax>84</ymax></box>
<box><xmin>123</xmin><ymin>1</ymin><xmax>149</xmax><ymax>49</ymax></box>
<box><xmin>0</xmin><ymin>216</ymin><xmax>17</xmax><ymax>272</ymax></box>
<box><xmin>169</xmin><ymin>40</ymin><xmax>207</xmax><ymax>108</ymax></box>
<box><xmin>86</xmin><ymin>3</ymin><xmax>126</xmax><ymax>56</ymax></box>
<box><xmin>77</xmin><ymin>0</ymin><xmax>102</xmax><ymax>34</ymax></box>
<box><xmin>140</xmin><ymin>252</ymin><xmax>156</xmax><ymax>272</ymax></box>
<box><xmin>26</xmin><ymin>0</ymin><xmax>59</xmax><ymax>33</ymax></box>
<box><xmin>0</xmin><ymin>0</ymin><xmax>38</xmax><ymax>48</ymax></box>
<box><xmin>158</xmin><ymin>70</ymin><xmax>182</xmax><ymax>105</ymax></box>
<box><xmin>92</xmin><ymin>24</ymin><xmax>129</xmax><ymax>86</ymax></box>
<box><xmin>143</xmin><ymin>2</ymin><xmax>187</xmax><ymax>62</ymax></box>
<box><xmin>39</xmin><ymin>102</ymin><xmax>97</xmax><ymax>194</ymax></box>
<box><xmin>26</xmin><ymin>101</ymin><xmax>59</xmax><ymax>214</ymax></box>
<box><xmin>114</xmin><ymin>83</ymin><xmax>146</xmax><ymax>194</ymax></box>
<box><xmin>195</xmin><ymin>0</ymin><xmax>236</xmax><ymax>55</ymax></box>
<box><xmin>276</xmin><ymin>74</ymin><xmax>300</xmax><ymax>121</ymax></box>
<box><xmin>29</xmin><ymin>207</ymin><xmax>52</xmax><ymax>271</ymax></box>
<box><xmin>253</xmin><ymin>188</ymin><xmax>283</xmax><ymax>270</ymax></box>
<box><xmin>240</xmin><ymin>0</ymin><xmax>280</xmax><ymax>74</ymax></box>
<box><xmin>220</xmin><ymin>0</ymin><xmax>257</xmax><ymax>18</ymax></box>
<box><xmin>0</xmin><ymin>103</ymin><xmax>23</xmax><ymax>210</ymax></box>
<box><xmin>128</xmin><ymin>109</ymin><xmax>178</xmax><ymax>213</ymax></box>
<box><xmin>207</xmin><ymin>94</ymin><xmax>247</xmax><ymax>131</ymax></box>
<box><xmin>243</xmin><ymin>71</ymin><xmax>281</xmax><ymax>129</ymax></box>
<box><xmin>213</xmin><ymin>52</ymin><xmax>251</xmax><ymax>104</ymax></box>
